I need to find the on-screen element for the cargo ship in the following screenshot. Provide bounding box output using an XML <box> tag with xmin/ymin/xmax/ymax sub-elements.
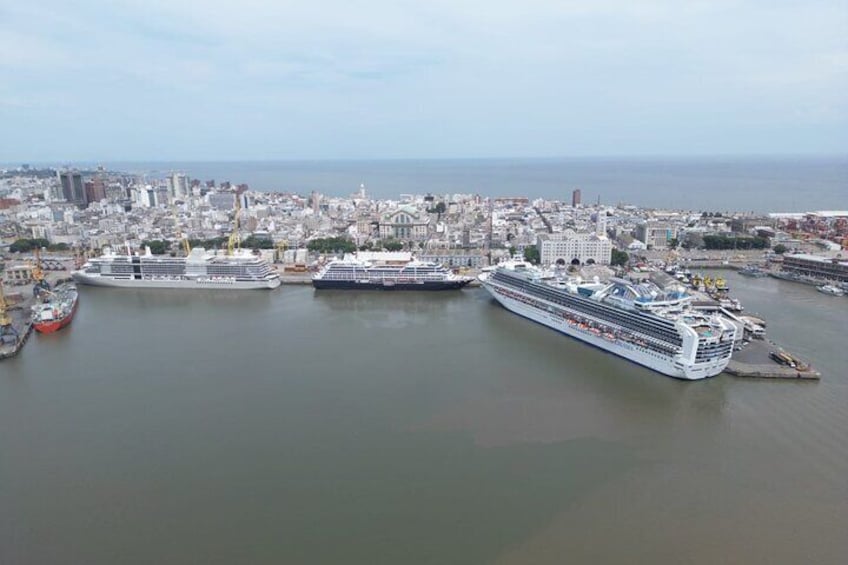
<box><xmin>313</xmin><ymin>252</ymin><xmax>472</xmax><ymax>290</ymax></box>
<box><xmin>32</xmin><ymin>283</ymin><xmax>79</xmax><ymax>333</ymax></box>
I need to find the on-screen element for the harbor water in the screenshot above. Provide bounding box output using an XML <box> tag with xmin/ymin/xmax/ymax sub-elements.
<box><xmin>1</xmin><ymin>270</ymin><xmax>847</xmax><ymax>564</ymax></box>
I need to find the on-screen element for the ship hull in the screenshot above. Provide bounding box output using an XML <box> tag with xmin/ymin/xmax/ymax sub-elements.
<box><xmin>72</xmin><ymin>271</ymin><xmax>281</xmax><ymax>290</ymax></box>
<box><xmin>483</xmin><ymin>281</ymin><xmax>728</xmax><ymax>380</ymax></box>
<box><xmin>312</xmin><ymin>279</ymin><xmax>471</xmax><ymax>290</ymax></box>
<box><xmin>33</xmin><ymin>290</ymin><xmax>79</xmax><ymax>334</ymax></box>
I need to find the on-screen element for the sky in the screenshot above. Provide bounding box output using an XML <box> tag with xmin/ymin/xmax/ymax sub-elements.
<box><xmin>1</xmin><ymin>0</ymin><xmax>846</xmax><ymax>161</ymax></box>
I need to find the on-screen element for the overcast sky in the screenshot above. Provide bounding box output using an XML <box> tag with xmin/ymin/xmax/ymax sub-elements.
<box><xmin>1</xmin><ymin>1</ymin><xmax>846</xmax><ymax>161</ymax></box>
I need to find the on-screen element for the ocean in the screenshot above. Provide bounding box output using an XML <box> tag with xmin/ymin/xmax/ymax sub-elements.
<box><xmin>70</xmin><ymin>155</ymin><xmax>847</xmax><ymax>213</ymax></box>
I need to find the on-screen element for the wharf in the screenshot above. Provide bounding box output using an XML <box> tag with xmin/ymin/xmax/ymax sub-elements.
<box><xmin>279</xmin><ymin>274</ymin><xmax>313</xmax><ymax>285</ymax></box>
<box><xmin>0</xmin><ymin>308</ymin><xmax>34</xmax><ymax>360</ymax></box>
<box><xmin>726</xmin><ymin>339</ymin><xmax>820</xmax><ymax>380</ymax></box>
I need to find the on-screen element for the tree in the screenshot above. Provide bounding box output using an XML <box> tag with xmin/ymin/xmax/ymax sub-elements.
<box><xmin>523</xmin><ymin>245</ymin><xmax>540</xmax><ymax>264</ymax></box>
<box><xmin>772</xmin><ymin>243</ymin><xmax>787</xmax><ymax>254</ymax></box>
<box><xmin>508</xmin><ymin>246</ymin><xmax>517</xmax><ymax>257</ymax></box>
<box><xmin>610</xmin><ymin>248</ymin><xmax>629</xmax><ymax>266</ymax></box>
<box><xmin>307</xmin><ymin>237</ymin><xmax>357</xmax><ymax>254</ymax></box>
<box><xmin>668</xmin><ymin>238</ymin><xmax>679</xmax><ymax>249</ymax></box>
<box><xmin>241</xmin><ymin>236</ymin><xmax>275</xmax><ymax>250</ymax></box>
<box><xmin>702</xmin><ymin>235</ymin><xmax>768</xmax><ymax>250</ymax></box>
<box><xmin>142</xmin><ymin>240</ymin><xmax>171</xmax><ymax>255</ymax></box>
<box><xmin>383</xmin><ymin>240</ymin><xmax>404</xmax><ymax>252</ymax></box>
<box><xmin>9</xmin><ymin>238</ymin><xmax>50</xmax><ymax>253</ymax></box>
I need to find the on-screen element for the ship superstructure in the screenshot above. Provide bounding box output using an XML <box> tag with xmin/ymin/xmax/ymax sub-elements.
<box><xmin>313</xmin><ymin>252</ymin><xmax>472</xmax><ymax>290</ymax></box>
<box><xmin>72</xmin><ymin>246</ymin><xmax>281</xmax><ymax>290</ymax></box>
<box><xmin>32</xmin><ymin>283</ymin><xmax>79</xmax><ymax>333</ymax></box>
<box><xmin>481</xmin><ymin>261</ymin><xmax>736</xmax><ymax>379</ymax></box>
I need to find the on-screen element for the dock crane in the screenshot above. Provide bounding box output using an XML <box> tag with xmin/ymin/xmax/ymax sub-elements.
<box><xmin>171</xmin><ymin>206</ymin><xmax>191</xmax><ymax>256</ymax></box>
<box><xmin>227</xmin><ymin>196</ymin><xmax>242</xmax><ymax>255</ymax></box>
<box><xmin>275</xmin><ymin>239</ymin><xmax>289</xmax><ymax>263</ymax></box>
<box><xmin>31</xmin><ymin>247</ymin><xmax>51</xmax><ymax>296</ymax></box>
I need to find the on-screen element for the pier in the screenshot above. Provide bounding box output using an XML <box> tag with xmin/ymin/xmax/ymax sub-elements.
<box><xmin>726</xmin><ymin>339</ymin><xmax>820</xmax><ymax>380</ymax></box>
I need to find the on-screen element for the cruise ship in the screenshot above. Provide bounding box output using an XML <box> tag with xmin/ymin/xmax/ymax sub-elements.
<box><xmin>72</xmin><ymin>246</ymin><xmax>281</xmax><ymax>290</ymax></box>
<box><xmin>313</xmin><ymin>252</ymin><xmax>472</xmax><ymax>290</ymax></box>
<box><xmin>481</xmin><ymin>261</ymin><xmax>736</xmax><ymax>380</ymax></box>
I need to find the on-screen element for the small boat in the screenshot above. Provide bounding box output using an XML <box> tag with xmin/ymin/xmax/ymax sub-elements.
<box><xmin>739</xmin><ymin>265</ymin><xmax>767</xmax><ymax>278</ymax></box>
<box><xmin>32</xmin><ymin>283</ymin><xmax>79</xmax><ymax>333</ymax></box>
<box><xmin>817</xmin><ymin>284</ymin><xmax>845</xmax><ymax>297</ymax></box>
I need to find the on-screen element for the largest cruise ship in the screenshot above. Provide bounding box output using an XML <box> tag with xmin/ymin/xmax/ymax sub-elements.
<box><xmin>481</xmin><ymin>261</ymin><xmax>736</xmax><ymax>380</ymax></box>
<box><xmin>72</xmin><ymin>246</ymin><xmax>281</xmax><ymax>290</ymax></box>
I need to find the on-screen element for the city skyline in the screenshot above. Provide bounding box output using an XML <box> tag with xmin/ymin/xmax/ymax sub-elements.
<box><xmin>2</xmin><ymin>1</ymin><xmax>847</xmax><ymax>161</ymax></box>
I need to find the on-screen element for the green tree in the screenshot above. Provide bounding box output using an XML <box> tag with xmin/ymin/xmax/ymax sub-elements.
<box><xmin>142</xmin><ymin>240</ymin><xmax>171</xmax><ymax>255</ymax></box>
<box><xmin>307</xmin><ymin>237</ymin><xmax>357</xmax><ymax>254</ymax></box>
<box><xmin>703</xmin><ymin>235</ymin><xmax>768</xmax><ymax>250</ymax></box>
<box><xmin>9</xmin><ymin>238</ymin><xmax>50</xmax><ymax>253</ymax></box>
<box><xmin>508</xmin><ymin>246</ymin><xmax>517</xmax><ymax>257</ymax></box>
<box><xmin>668</xmin><ymin>238</ymin><xmax>679</xmax><ymax>249</ymax></box>
<box><xmin>241</xmin><ymin>236</ymin><xmax>275</xmax><ymax>249</ymax></box>
<box><xmin>523</xmin><ymin>245</ymin><xmax>540</xmax><ymax>264</ymax></box>
<box><xmin>772</xmin><ymin>243</ymin><xmax>787</xmax><ymax>254</ymax></box>
<box><xmin>383</xmin><ymin>240</ymin><xmax>404</xmax><ymax>252</ymax></box>
<box><xmin>610</xmin><ymin>248</ymin><xmax>629</xmax><ymax>266</ymax></box>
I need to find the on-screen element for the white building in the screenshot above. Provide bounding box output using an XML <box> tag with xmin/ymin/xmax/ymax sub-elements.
<box><xmin>379</xmin><ymin>206</ymin><xmax>429</xmax><ymax>241</ymax></box>
<box><xmin>636</xmin><ymin>220</ymin><xmax>678</xmax><ymax>249</ymax></box>
<box><xmin>538</xmin><ymin>229</ymin><xmax>613</xmax><ymax>266</ymax></box>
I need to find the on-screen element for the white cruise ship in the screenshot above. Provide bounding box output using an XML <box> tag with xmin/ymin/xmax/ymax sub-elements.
<box><xmin>72</xmin><ymin>246</ymin><xmax>281</xmax><ymax>290</ymax></box>
<box><xmin>481</xmin><ymin>261</ymin><xmax>736</xmax><ymax>380</ymax></box>
<box><xmin>313</xmin><ymin>252</ymin><xmax>472</xmax><ymax>290</ymax></box>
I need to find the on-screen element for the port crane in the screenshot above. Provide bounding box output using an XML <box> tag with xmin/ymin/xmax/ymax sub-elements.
<box><xmin>227</xmin><ymin>195</ymin><xmax>241</xmax><ymax>255</ymax></box>
<box><xmin>171</xmin><ymin>205</ymin><xmax>191</xmax><ymax>256</ymax></box>
<box><xmin>30</xmin><ymin>247</ymin><xmax>51</xmax><ymax>295</ymax></box>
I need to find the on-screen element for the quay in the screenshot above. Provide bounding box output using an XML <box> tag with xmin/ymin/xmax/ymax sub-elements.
<box><xmin>0</xmin><ymin>308</ymin><xmax>34</xmax><ymax>360</ymax></box>
<box><xmin>726</xmin><ymin>339</ymin><xmax>820</xmax><ymax>380</ymax></box>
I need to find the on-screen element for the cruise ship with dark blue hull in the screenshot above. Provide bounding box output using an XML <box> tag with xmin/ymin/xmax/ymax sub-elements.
<box><xmin>312</xmin><ymin>252</ymin><xmax>472</xmax><ymax>291</ymax></box>
<box><xmin>313</xmin><ymin>279</ymin><xmax>471</xmax><ymax>290</ymax></box>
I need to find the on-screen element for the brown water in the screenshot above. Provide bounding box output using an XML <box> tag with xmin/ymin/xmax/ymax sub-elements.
<box><xmin>1</xmin><ymin>271</ymin><xmax>846</xmax><ymax>564</ymax></box>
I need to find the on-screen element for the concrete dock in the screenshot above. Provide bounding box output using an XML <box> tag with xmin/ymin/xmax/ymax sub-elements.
<box><xmin>726</xmin><ymin>338</ymin><xmax>820</xmax><ymax>380</ymax></box>
<box><xmin>0</xmin><ymin>307</ymin><xmax>34</xmax><ymax>360</ymax></box>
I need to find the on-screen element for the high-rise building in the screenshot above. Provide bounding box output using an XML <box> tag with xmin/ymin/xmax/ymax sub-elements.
<box><xmin>59</xmin><ymin>171</ymin><xmax>86</xmax><ymax>207</ymax></box>
<box><xmin>84</xmin><ymin>178</ymin><xmax>107</xmax><ymax>204</ymax></box>
<box><xmin>311</xmin><ymin>191</ymin><xmax>321</xmax><ymax>215</ymax></box>
<box><xmin>572</xmin><ymin>188</ymin><xmax>581</xmax><ymax>208</ymax></box>
<box><xmin>169</xmin><ymin>173</ymin><xmax>189</xmax><ymax>199</ymax></box>
<box><xmin>595</xmin><ymin>210</ymin><xmax>607</xmax><ymax>237</ymax></box>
